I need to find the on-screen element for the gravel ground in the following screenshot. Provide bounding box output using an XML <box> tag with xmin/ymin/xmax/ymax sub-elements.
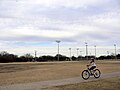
<box><xmin>0</xmin><ymin>72</ymin><xmax>120</xmax><ymax>90</ymax></box>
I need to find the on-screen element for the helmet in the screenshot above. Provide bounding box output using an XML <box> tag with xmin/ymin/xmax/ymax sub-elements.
<box><xmin>91</xmin><ymin>58</ymin><xmax>95</xmax><ymax>62</ymax></box>
<box><xmin>91</xmin><ymin>58</ymin><xmax>94</xmax><ymax>60</ymax></box>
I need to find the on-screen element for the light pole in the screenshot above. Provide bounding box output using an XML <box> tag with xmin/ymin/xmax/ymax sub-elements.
<box><xmin>94</xmin><ymin>45</ymin><xmax>96</xmax><ymax>60</ymax></box>
<box><xmin>77</xmin><ymin>48</ymin><xmax>79</xmax><ymax>60</ymax></box>
<box><xmin>69</xmin><ymin>48</ymin><xmax>72</xmax><ymax>61</ymax></box>
<box><xmin>80</xmin><ymin>51</ymin><xmax>82</xmax><ymax>60</ymax></box>
<box><xmin>34</xmin><ymin>50</ymin><xmax>37</xmax><ymax>61</ymax></box>
<box><xmin>114</xmin><ymin>44</ymin><xmax>117</xmax><ymax>60</ymax></box>
<box><xmin>107</xmin><ymin>51</ymin><xmax>109</xmax><ymax>56</ymax></box>
<box><xmin>85</xmin><ymin>42</ymin><xmax>88</xmax><ymax>60</ymax></box>
<box><xmin>56</xmin><ymin>40</ymin><xmax>61</xmax><ymax>61</ymax></box>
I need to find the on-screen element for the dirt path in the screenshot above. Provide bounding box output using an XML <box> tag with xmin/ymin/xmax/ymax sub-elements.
<box><xmin>0</xmin><ymin>72</ymin><xmax>120</xmax><ymax>90</ymax></box>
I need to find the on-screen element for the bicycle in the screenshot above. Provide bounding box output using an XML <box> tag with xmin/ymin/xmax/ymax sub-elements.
<box><xmin>81</xmin><ymin>65</ymin><xmax>101</xmax><ymax>80</ymax></box>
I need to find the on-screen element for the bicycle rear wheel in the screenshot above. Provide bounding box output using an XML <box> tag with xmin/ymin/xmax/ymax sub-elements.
<box><xmin>81</xmin><ymin>70</ymin><xmax>90</xmax><ymax>80</ymax></box>
<box><xmin>94</xmin><ymin>69</ymin><xmax>101</xmax><ymax>78</ymax></box>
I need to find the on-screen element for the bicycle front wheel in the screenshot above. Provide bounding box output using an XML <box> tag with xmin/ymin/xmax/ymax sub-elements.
<box><xmin>81</xmin><ymin>70</ymin><xmax>90</xmax><ymax>80</ymax></box>
<box><xmin>94</xmin><ymin>69</ymin><xmax>101</xmax><ymax>78</ymax></box>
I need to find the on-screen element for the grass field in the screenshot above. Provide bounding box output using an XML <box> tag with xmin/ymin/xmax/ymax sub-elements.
<box><xmin>39</xmin><ymin>77</ymin><xmax>120</xmax><ymax>90</ymax></box>
<box><xmin>0</xmin><ymin>60</ymin><xmax>120</xmax><ymax>86</ymax></box>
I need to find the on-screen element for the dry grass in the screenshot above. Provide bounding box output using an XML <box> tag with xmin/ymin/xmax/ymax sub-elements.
<box><xmin>0</xmin><ymin>60</ymin><xmax>120</xmax><ymax>86</ymax></box>
<box><xmin>39</xmin><ymin>77</ymin><xmax>120</xmax><ymax>90</ymax></box>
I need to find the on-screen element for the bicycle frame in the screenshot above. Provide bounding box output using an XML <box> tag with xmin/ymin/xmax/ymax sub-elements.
<box><xmin>86</xmin><ymin>65</ymin><xmax>94</xmax><ymax>75</ymax></box>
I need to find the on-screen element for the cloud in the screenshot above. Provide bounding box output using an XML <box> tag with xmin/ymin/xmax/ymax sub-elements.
<box><xmin>0</xmin><ymin>0</ymin><xmax>120</xmax><ymax>56</ymax></box>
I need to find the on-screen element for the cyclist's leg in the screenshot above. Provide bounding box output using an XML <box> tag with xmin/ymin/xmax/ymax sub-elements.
<box><xmin>89</xmin><ymin>66</ymin><xmax>96</xmax><ymax>70</ymax></box>
<box><xmin>89</xmin><ymin>66</ymin><xmax>96</xmax><ymax>74</ymax></box>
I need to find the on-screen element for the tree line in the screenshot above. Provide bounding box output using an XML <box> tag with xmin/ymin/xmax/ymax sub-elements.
<box><xmin>0</xmin><ymin>51</ymin><xmax>120</xmax><ymax>63</ymax></box>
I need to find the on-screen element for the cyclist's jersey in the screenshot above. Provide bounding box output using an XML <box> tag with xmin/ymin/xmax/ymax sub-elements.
<box><xmin>91</xmin><ymin>62</ymin><xmax>96</xmax><ymax>67</ymax></box>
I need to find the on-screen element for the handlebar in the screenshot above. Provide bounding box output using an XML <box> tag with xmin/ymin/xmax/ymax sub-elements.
<box><xmin>86</xmin><ymin>65</ymin><xmax>90</xmax><ymax>68</ymax></box>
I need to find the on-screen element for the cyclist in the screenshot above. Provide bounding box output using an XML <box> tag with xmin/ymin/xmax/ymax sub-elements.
<box><xmin>87</xmin><ymin>58</ymin><xmax>96</xmax><ymax>74</ymax></box>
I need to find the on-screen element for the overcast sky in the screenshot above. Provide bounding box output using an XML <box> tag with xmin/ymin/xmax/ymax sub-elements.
<box><xmin>0</xmin><ymin>0</ymin><xmax>120</xmax><ymax>57</ymax></box>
